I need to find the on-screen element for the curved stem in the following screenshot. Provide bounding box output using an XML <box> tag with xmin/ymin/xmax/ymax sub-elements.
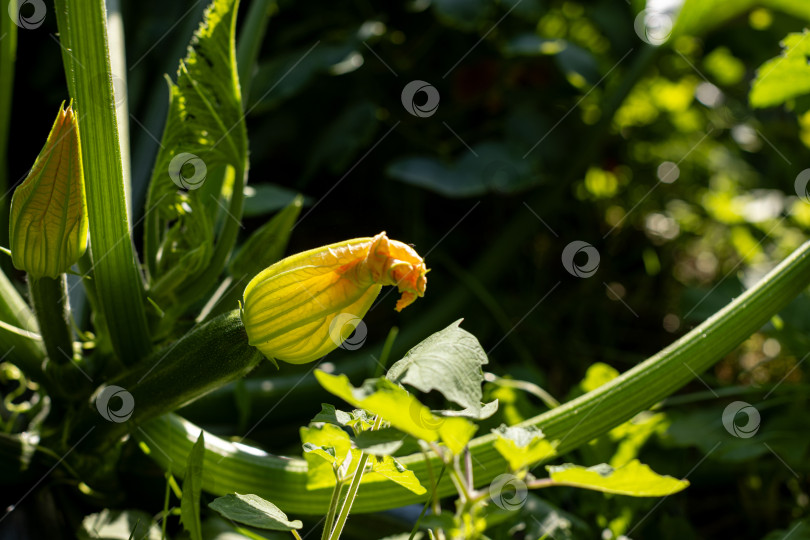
<box><xmin>137</xmin><ymin>239</ymin><xmax>810</xmax><ymax>514</ymax></box>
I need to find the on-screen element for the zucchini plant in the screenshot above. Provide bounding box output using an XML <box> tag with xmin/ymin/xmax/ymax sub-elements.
<box><xmin>2</xmin><ymin>0</ymin><xmax>810</xmax><ymax>538</ymax></box>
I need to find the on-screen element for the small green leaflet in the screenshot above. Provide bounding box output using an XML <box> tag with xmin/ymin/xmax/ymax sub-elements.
<box><xmin>547</xmin><ymin>459</ymin><xmax>689</xmax><ymax>497</ymax></box>
<box><xmin>386</xmin><ymin>320</ymin><xmax>489</xmax><ymax>416</ymax></box>
<box><xmin>492</xmin><ymin>424</ymin><xmax>556</xmax><ymax>471</ymax></box>
<box><xmin>209</xmin><ymin>493</ymin><xmax>302</xmax><ymax>531</ymax></box>
<box><xmin>750</xmin><ymin>30</ymin><xmax>810</xmax><ymax>108</ymax></box>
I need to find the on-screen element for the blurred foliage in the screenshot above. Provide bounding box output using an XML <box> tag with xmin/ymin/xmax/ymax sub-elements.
<box><xmin>6</xmin><ymin>0</ymin><xmax>810</xmax><ymax>538</ymax></box>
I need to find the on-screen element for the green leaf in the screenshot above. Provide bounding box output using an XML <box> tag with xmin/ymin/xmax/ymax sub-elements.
<box><xmin>750</xmin><ymin>30</ymin><xmax>810</xmax><ymax>108</ymax></box>
<box><xmin>144</xmin><ymin>0</ymin><xmax>247</xmax><ymax>310</ymax></box>
<box><xmin>431</xmin><ymin>0</ymin><xmax>493</xmax><ymax>31</ymax></box>
<box><xmin>368</xmin><ymin>455</ymin><xmax>426</xmax><ymax>495</ymax></box>
<box><xmin>77</xmin><ymin>509</ymin><xmax>161</xmax><ymax>540</ymax></box>
<box><xmin>315</xmin><ymin>371</ymin><xmax>477</xmax><ymax>453</ymax></box>
<box><xmin>316</xmin><ymin>373</ymin><xmax>438</xmax><ymax>442</ymax></box>
<box><xmin>387</xmin><ymin>142</ymin><xmax>534</xmax><ymax>197</ymax></box>
<box><xmin>311</xmin><ymin>403</ymin><xmax>356</xmax><ymax>427</ymax></box>
<box><xmin>301</xmin><ymin>423</ymin><xmax>357</xmax><ymax>488</ymax></box>
<box><xmin>579</xmin><ymin>362</ymin><xmax>620</xmax><ymax>393</ymax></box>
<box><xmin>386</xmin><ymin>320</ymin><xmax>489</xmax><ymax>414</ymax></box>
<box><xmin>180</xmin><ymin>432</ymin><xmax>205</xmax><ymax>540</ymax></box>
<box><xmin>547</xmin><ymin>459</ymin><xmax>689</xmax><ymax>497</ymax></box>
<box><xmin>492</xmin><ymin>425</ymin><xmax>556</xmax><ymax>471</ymax></box>
<box><xmin>435</xmin><ymin>399</ymin><xmax>499</xmax><ymax>421</ymax></box>
<box><xmin>438</xmin><ymin>418</ymin><xmax>477</xmax><ymax>455</ymax></box>
<box><xmin>228</xmin><ymin>195</ymin><xmax>302</xmax><ymax>279</ymax></box>
<box><xmin>354</xmin><ymin>427</ymin><xmax>407</xmax><ymax>455</ymax></box>
<box><xmin>208</xmin><ymin>493</ymin><xmax>302</xmax><ymax>531</ymax></box>
<box><xmin>673</xmin><ymin>0</ymin><xmax>810</xmax><ymax>44</ymax></box>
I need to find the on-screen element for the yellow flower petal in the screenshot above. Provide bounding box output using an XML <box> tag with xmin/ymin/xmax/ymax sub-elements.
<box><xmin>9</xmin><ymin>101</ymin><xmax>87</xmax><ymax>278</ymax></box>
<box><xmin>242</xmin><ymin>232</ymin><xmax>427</xmax><ymax>364</ymax></box>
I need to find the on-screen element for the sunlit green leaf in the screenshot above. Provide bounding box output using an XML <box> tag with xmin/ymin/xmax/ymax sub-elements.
<box><xmin>354</xmin><ymin>428</ymin><xmax>407</xmax><ymax>455</ymax></box>
<box><xmin>492</xmin><ymin>424</ymin><xmax>556</xmax><ymax>471</ymax></box>
<box><xmin>300</xmin><ymin>423</ymin><xmax>355</xmax><ymax>488</ymax></box>
<box><xmin>368</xmin><ymin>455</ymin><xmax>426</xmax><ymax>495</ymax></box>
<box><xmin>387</xmin><ymin>320</ymin><xmax>489</xmax><ymax>414</ymax></box>
<box><xmin>208</xmin><ymin>493</ymin><xmax>302</xmax><ymax>531</ymax></box>
<box><xmin>547</xmin><ymin>459</ymin><xmax>689</xmax><ymax>496</ymax></box>
<box><xmin>144</xmin><ymin>0</ymin><xmax>247</xmax><ymax>305</ymax></box>
<box><xmin>750</xmin><ymin>30</ymin><xmax>810</xmax><ymax>108</ymax></box>
<box><xmin>315</xmin><ymin>371</ymin><xmax>477</xmax><ymax>453</ymax></box>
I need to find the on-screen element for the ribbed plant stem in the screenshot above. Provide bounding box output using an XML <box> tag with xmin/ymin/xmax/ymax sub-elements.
<box><xmin>136</xmin><ymin>240</ymin><xmax>810</xmax><ymax>515</ymax></box>
<box><xmin>54</xmin><ymin>0</ymin><xmax>152</xmax><ymax>366</ymax></box>
<box><xmin>28</xmin><ymin>276</ymin><xmax>72</xmax><ymax>365</ymax></box>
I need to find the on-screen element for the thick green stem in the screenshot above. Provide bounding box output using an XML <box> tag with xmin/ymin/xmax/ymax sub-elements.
<box><xmin>28</xmin><ymin>276</ymin><xmax>72</xmax><ymax>365</ymax></box>
<box><xmin>0</xmin><ymin>7</ymin><xmax>16</xmax><ymax>272</ymax></box>
<box><xmin>54</xmin><ymin>0</ymin><xmax>152</xmax><ymax>366</ymax></box>
<box><xmin>138</xmin><ymin>240</ymin><xmax>810</xmax><ymax>514</ymax></box>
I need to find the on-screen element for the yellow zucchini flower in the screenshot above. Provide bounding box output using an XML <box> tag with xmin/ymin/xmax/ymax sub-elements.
<box><xmin>9</xmin><ymin>101</ymin><xmax>87</xmax><ymax>278</ymax></box>
<box><xmin>242</xmin><ymin>232</ymin><xmax>427</xmax><ymax>364</ymax></box>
